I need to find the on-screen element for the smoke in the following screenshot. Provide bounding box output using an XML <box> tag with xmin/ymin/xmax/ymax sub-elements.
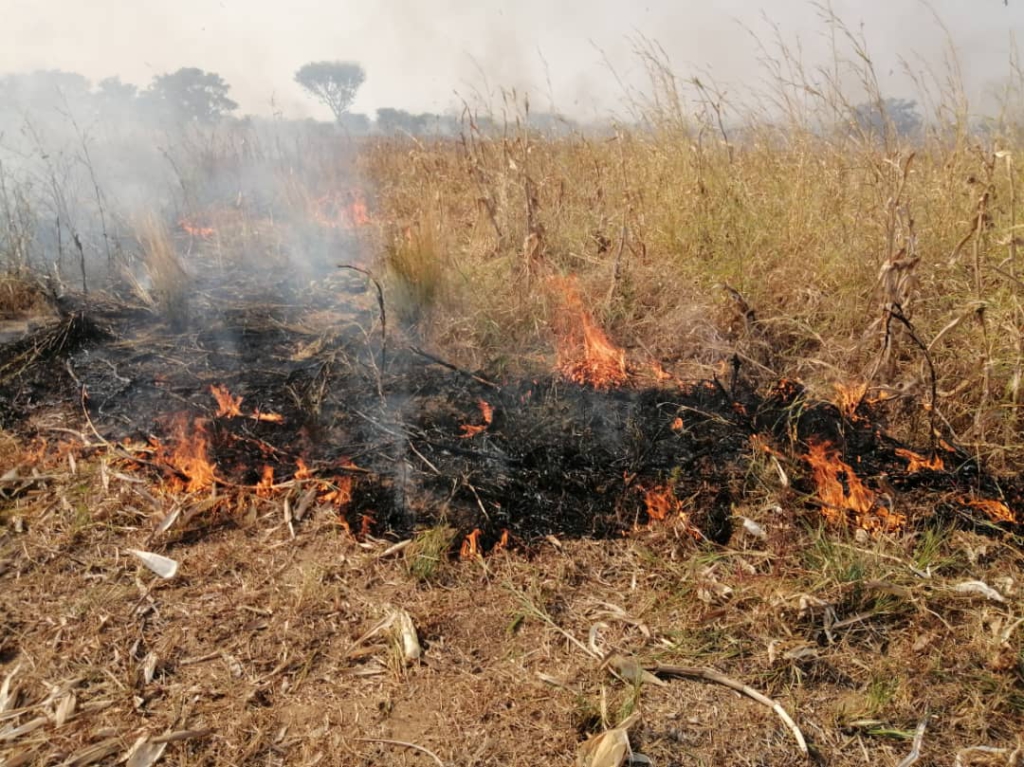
<box><xmin>0</xmin><ymin>0</ymin><xmax>1019</xmax><ymax>307</ymax></box>
<box><xmin>1</xmin><ymin>0</ymin><xmax>1019</xmax><ymax>120</ymax></box>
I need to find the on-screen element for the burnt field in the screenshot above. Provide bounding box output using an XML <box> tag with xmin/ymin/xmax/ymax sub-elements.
<box><xmin>1</xmin><ymin>221</ymin><xmax>1023</xmax><ymax>765</ymax></box>
<box><xmin>2</xmin><ymin>23</ymin><xmax>1024</xmax><ymax>757</ymax></box>
<box><xmin>2</xmin><ymin>241</ymin><xmax>1021</xmax><ymax>550</ymax></box>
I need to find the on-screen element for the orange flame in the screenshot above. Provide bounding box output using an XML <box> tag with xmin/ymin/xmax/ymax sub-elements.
<box><xmin>805</xmin><ymin>441</ymin><xmax>904</xmax><ymax>531</ymax></box>
<box><xmin>651</xmin><ymin>361</ymin><xmax>673</xmax><ymax>381</ymax></box>
<box><xmin>894</xmin><ymin>448</ymin><xmax>945</xmax><ymax>473</ymax></box>
<box><xmin>321</xmin><ymin>475</ymin><xmax>353</xmax><ymax>507</ymax></box>
<box><xmin>671</xmin><ymin>417</ymin><xmax>684</xmax><ymax>432</ymax></box>
<box><xmin>832</xmin><ymin>381</ymin><xmax>868</xmax><ymax>419</ymax></box>
<box><xmin>460</xmin><ymin>400</ymin><xmax>494</xmax><ymax>438</ymax></box>
<box><xmin>251</xmin><ymin>410</ymin><xmax>285</xmax><ymax>423</ymax></box>
<box><xmin>492</xmin><ymin>529</ymin><xmax>510</xmax><ymax>553</ymax></box>
<box><xmin>209</xmin><ymin>384</ymin><xmax>284</xmax><ymax>423</ymax></box>
<box><xmin>256</xmin><ymin>465</ymin><xmax>276</xmax><ymax>497</ymax></box>
<box><xmin>154</xmin><ymin>415</ymin><xmax>217</xmax><ymax>493</ymax></box>
<box><xmin>178</xmin><ymin>217</ymin><xmax>215</xmax><ymax>239</ymax></box>
<box><xmin>210</xmin><ymin>384</ymin><xmax>243</xmax><ymax>418</ymax></box>
<box><xmin>644</xmin><ymin>484</ymin><xmax>681</xmax><ymax>521</ymax></box>
<box><xmin>310</xmin><ymin>190</ymin><xmax>371</xmax><ymax>229</ymax></box>
<box><xmin>642</xmin><ymin>483</ymin><xmax>702</xmax><ymax>538</ymax></box>
<box><xmin>460</xmin><ymin>528</ymin><xmax>483</xmax><ymax>559</ymax></box>
<box><xmin>963</xmin><ymin>497</ymin><xmax>1016</xmax><ymax>524</ymax></box>
<box><xmin>348</xmin><ymin>196</ymin><xmax>370</xmax><ymax>227</ymax></box>
<box><xmin>553</xmin><ymin>278</ymin><xmax>628</xmax><ymax>389</ymax></box>
<box><xmin>294</xmin><ymin>458</ymin><xmax>313</xmax><ymax>481</ymax></box>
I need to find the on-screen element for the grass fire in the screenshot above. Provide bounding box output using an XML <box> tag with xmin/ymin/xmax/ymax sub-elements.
<box><xmin>1</xmin><ymin>5</ymin><xmax>1024</xmax><ymax>766</ymax></box>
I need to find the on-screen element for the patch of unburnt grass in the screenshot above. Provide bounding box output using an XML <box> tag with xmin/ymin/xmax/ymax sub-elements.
<box><xmin>404</xmin><ymin>524</ymin><xmax>457</xmax><ymax>583</ymax></box>
<box><xmin>0</xmin><ymin>272</ymin><xmax>50</xmax><ymax>319</ymax></box>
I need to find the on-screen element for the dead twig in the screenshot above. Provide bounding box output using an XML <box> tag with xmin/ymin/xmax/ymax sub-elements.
<box><xmin>338</xmin><ymin>264</ymin><xmax>386</xmax><ymax>398</ymax></box>
<box><xmin>605</xmin><ymin>224</ymin><xmax>628</xmax><ymax>305</ymax></box>
<box><xmin>352</xmin><ymin>737</ymin><xmax>444</xmax><ymax>767</ymax></box>
<box><xmin>895</xmin><ymin>713</ymin><xmax>930</xmax><ymax>767</ymax></box>
<box><xmin>409</xmin><ymin>345</ymin><xmax>500</xmax><ymax>389</ymax></box>
<box><xmin>649</xmin><ymin>663</ymin><xmax>808</xmax><ymax>757</ymax></box>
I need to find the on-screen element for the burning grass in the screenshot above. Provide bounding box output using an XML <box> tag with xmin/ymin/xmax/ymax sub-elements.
<box><xmin>2</xmin><ymin>22</ymin><xmax>1024</xmax><ymax>764</ymax></box>
<box><xmin>1</xmin><ymin>241</ymin><xmax>1023</xmax><ymax>766</ymax></box>
<box><xmin>359</xmin><ymin>109</ymin><xmax>1024</xmax><ymax>471</ymax></box>
<box><xmin>0</xmin><ymin>247</ymin><xmax>1018</xmax><ymax>767</ymax></box>
<box><xmin>552</xmin><ymin>276</ymin><xmax>629</xmax><ymax>390</ymax></box>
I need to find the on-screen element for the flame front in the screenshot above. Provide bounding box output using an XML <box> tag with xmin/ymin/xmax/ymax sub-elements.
<box><xmin>178</xmin><ymin>217</ymin><xmax>215</xmax><ymax>239</ymax></box>
<box><xmin>251</xmin><ymin>410</ymin><xmax>285</xmax><ymax>423</ymax></box>
<box><xmin>895</xmin><ymin>448</ymin><xmax>944</xmax><ymax>473</ymax></box>
<box><xmin>805</xmin><ymin>441</ymin><xmax>904</xmax><ymax>531</ymax></box>
<box><xmin>650</xmin><ymin>361</ymin><xmax>673</xmax><ymax>382</ymax></box>
<box><xmin>642</xmin><ymin>483</ymin><xmax>702</xmax><ymax>538</ymax></box>
<box><xmin>644</xmin><ymin>484</ymin><xmax>680</xmax><ymax>521</ymax></box>
<box><xmin>832</xmin><ymin>381</ymin><xmax>868</xmax><ymax>419</ymax></box>
<box><xmin>154</xmin><ymin>414</ymin><xmax>217</xmax><ymax>493</ymax></box>
<box><xmin>492</xmin><ymin>529</ymin><xmax>510</xmax><ymax>552</ymax></box>
<box><xmin>209</xmin><ymin>384</ymin><xmax>284</xmax><ymax>423</ymax></box>
<box><xmin>964</xmin><ymin>497</ymin><xmax>1016</xmax><ymax>524</ymax></box>
<box><xmin>256</xmin><ymin>465</ymin><xmax>276</xmax><ymax>497</ymax></box>
<box><xmin>460</xmin><ymin>400</ymin><xmax>494</xmax><ymax>438</ymax></box>
<box><xmin>553</xmin><ymin>278</ymin><xmax>628</xmax><ymax>389</ymax></box>
<box><xmin>310</xmin><ymin>190</ymin><xmax>371</xmax><ymax>229</ymax></box>
<box><xmin>210</xmin><ymin>384</ymin><xmax>243</xmax><ymax>418</ymax></box>
<box><xmin>322</xmin><ymin>475</ymin><xmax>353</xmax><ymax>507</ymax></box>
<box><xmin>460</xmin><ymin>528</ymin><xmax>483</xmax><ymax>559</ymax></box>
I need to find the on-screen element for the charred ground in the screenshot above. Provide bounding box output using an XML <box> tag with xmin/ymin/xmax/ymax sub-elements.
<box><xmin>1</xmin><ymin>250</ymin><xmax>1020</xmax><ymax>554</ymax></box>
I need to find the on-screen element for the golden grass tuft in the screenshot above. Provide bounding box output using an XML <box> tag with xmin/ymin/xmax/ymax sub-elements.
<box><xmin>0</xmin><ymin>273</ymin><xmax>49</xmax><ymax>319</ymax></box>
<box><xmin>404</xmin><ymin>524</ymin><xmax>457</xmax><ymax>583</ymax></box>
<box><xmin>381</xmin><ymin>209</ymin><xmax>447</xmax><ymax>326</ymax></box>
<box><xmin>134</xmin><ymin>215</ymin><xmax>191</xmax><ymax>330</ymax></box>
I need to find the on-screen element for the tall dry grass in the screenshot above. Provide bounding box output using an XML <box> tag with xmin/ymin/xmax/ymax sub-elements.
<box><xmin>361</xmin><ymin>20</ymin><xmax>1024</xmax><ymax>467</ymax></box>
<box><xmin>132</xmin><ymin>215</ymin><xmax>191</xmax><ymax>330</ymax></box>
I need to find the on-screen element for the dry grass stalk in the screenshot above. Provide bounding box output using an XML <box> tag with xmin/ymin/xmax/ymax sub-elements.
<box><xmin>135</xmin><ymin>215</ymin><xmax>190</xmax><ymax>330</ymax></box>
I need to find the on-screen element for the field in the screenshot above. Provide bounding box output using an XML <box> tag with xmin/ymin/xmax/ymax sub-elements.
<box><xmin>2</xmin><ymin>30</ymin><xmax>1024</xmax><ymax>767</ymax></box>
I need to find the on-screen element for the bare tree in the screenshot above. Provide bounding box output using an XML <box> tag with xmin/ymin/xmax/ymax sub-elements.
<box><xmin>294</xmin><ymin>61</ymin><xmax>365</xmax><ymax>122</ymax></box>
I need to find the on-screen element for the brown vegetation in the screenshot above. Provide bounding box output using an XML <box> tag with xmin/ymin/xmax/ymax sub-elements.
<box><xmin>2</xmin><ymin>17</ymin><xmax>1024</xmax><ymax>767</ymax></box>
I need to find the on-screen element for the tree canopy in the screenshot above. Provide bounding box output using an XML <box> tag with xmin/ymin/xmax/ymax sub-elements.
<box><xmin>294</xmin><ymin>61</ymin><xmax>365</xmax><ymax>123</ymax></box>
<box><xmin>143</xmin><ymin>68</ymin><xmax>238</xmax><ymax>123</ymax></box>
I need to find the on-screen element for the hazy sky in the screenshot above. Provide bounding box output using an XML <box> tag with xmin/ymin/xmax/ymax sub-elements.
<box><xmin>1</xmin><ymin>0</ymin><xmax>1021</xmax><ymax>120</ymax></box>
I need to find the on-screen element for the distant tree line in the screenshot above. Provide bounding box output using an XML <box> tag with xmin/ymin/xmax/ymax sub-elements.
<box><xmin>0</xmin><ymin>67</ymin><xmax>238</xmax><ymax>125</ymax></box>
<box><xmin>0</xmin><ymin>63</ymin><xmax>579</xmax><ymax>137</ymax></box>
<box><xmin>0</xmin><ymin>62</ymin><xmax>922</xmax><ymax>139</ymax></box>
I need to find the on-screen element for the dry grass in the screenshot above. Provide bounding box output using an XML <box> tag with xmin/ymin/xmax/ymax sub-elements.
<box><xmin>1</xmin><ymin>15</ymin><xmax>1024</xmax><ymax>767</ymax></box>
<box><xmin>362</xmin><ymin>126</ymin><xmax>1024</xmax><ymax>462</ymax></box>
<box><xmin>358</xmin><ymin>29</ymin><xmax>1024</xmax><ymax>469</ymax></box>
<box><xmin>0</xmin><ymin>273</ymin><xmax>49</xmax><ymax>319</ymax></box>
<box><xmin>132</xmin><ymin>215</ymin><xmax>192</xmax><ymax>330</ymax></box>
<box><xmin>0</xmin><ymin>432</ymin><xmax>1021</xmax><ymax>766</ymax></box>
